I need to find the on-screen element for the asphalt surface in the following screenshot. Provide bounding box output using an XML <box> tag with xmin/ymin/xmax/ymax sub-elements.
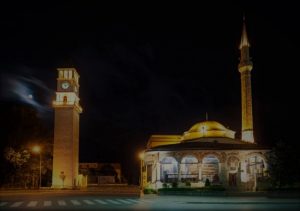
<box><xmin>0</xmin><ymin>190</ymin><xmax>299</xmax><ymax>210</ymax></box>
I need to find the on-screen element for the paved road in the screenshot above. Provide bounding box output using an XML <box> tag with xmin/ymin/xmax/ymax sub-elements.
<box><xmin>0</xmin><ymin>191</ymin><xmax>299</xmax><ymax>210</ymax></box>
<box><xmin>0</xmin><ymin>196</ymin><xmax>147</xmax><ymax>210</ymax></box>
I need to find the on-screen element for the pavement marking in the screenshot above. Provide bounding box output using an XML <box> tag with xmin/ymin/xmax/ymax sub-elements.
<box><xmin>11</xmin><ymin>201</ymin><xmax>24</xmax><ymax>207</ymax></box>
<box><xmin>94</xmin><ymin>199</ymin><xmax>108</xmax><ymax>204</ymax></box>
<box><xmin>106</xmin><ymin>199</ymin><xmax>121</xmax><ymax>204</ymax></box>
<box><xmin>70</xmin><ymin>200</ymin><xmax>81</xmax><ymax>205</ymax></box>
<box><xmin>126</xmin><ymin>199</ymin><xmax>140</xmax><ymax>203</ymax></box>
<box><xmin>116</xmin><ymin>199</ymin><xmax>133</xmax><ymax>204</ymax></box>
<box><xmin>27</xmin><ymin>201</ymin><xmax>38</xmax><ymax>207</ymax></box>
<box><xmin>83</xmin><ymin>199</ymin><xmax>95</xmax><ymax>205</ymax></box>
<box><xmin>58</xmin><ymin>200</ymin><xmax>66</xmax><ymax>206</ymax></box>
<box><xmin>44</xmin><ymin>201</ymin><xmax>52</xmax><ymax>206</ymax></box>
<box><xmin>0</xmin><ymin>202</ymin><xmax>8</xmax><ymax>207</ymax></box>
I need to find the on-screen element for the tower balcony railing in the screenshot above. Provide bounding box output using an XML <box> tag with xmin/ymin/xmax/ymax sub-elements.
<box><xmin>52</xmin><ymin>101</ymin><xmax>83</xmax><ymax>112</ymax></box>
<box><xmin>53</xmin><ymin>101</ymin><xmax>75</xmax><ymax>106</ymax></box>
<box><xmin>53</xmin><ymin>101</ymin><xmax>81</xmax><ymax>106</ymax></box>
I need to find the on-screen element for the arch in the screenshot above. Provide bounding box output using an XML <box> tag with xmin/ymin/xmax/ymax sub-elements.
<box><xmin>227</xmin><ymin>156</ymin><xmax>240</xmax><ymax>173</ymax></box>
<box><xmin>200</xmin><ymin>152</ymin><xmax>223</xmax><ymax>163</ymax></box>
<box><xmin>160</xmin><ymin>156</ymin><xmax>178</xmax><ymax>183</ymax></box>
<box><xmin>180</xmin><ymin>155</ymin><xmax>198</xmax><ymax>182</ymax></box>
<box><xmin>161</xmin><ymin>156</ymin><xmax>178</xmax><ymax>164</ymax></box>
<box><xmin>245</xmin><ymin>152</ymin><xmax>267</xmax><ymax>163</ymax></box>
<box><xmin>202</xmin><ymin>155</ymin><xmax>220</xmax><ymax>183</ymax></box>
<box><xmin>227</xmin><ymin>156</ymin><xmax>240</xmax><ymax>187</ymax></box>
<box><xmin>181</xmin><ymin>155</ymin><xmax>198</xmax><ymax>164</ymax></box>
<box><xmin>245</xmin><ymin>153</ymin><xmax>266</xmax><ymax>178</ymax></box>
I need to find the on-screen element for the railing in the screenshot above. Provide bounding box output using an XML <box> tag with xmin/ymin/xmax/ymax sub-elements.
<box><xmin>161</xmin><ymin>174</ymin><xmax>178</xmax><ymax>183</ymax></box>
<box><xmin>161</xmin><ymin>174</ymin><xmax>200</xmax><ymax>183</ymax></box>
<box><xmin>180</xmin><ymin>174</ymin><xmax>198</xmax><ymax>182</ymax></box>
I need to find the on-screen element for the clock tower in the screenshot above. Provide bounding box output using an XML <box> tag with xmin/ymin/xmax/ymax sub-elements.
<box><xmin>52</xmin><ymin>67</ymin><xmax>82</xmax><ymax>188</ymax></box>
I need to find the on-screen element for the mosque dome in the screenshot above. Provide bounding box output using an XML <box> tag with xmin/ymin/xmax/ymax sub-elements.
<box><xmin>183</xmin><ymin>121</ymin><xmax>235</xmax><ymax>141</ymax></box>
<box><xmin>189</xmin><ymin>121</ymin><xmax>227</xmax><ymax>132</ymax></box>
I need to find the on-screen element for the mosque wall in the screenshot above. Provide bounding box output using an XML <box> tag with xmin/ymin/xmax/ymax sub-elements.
<box><xmin>143</xmin><ymin>150</ymin><xmax>269</xmax><ymax>191</ymax></box>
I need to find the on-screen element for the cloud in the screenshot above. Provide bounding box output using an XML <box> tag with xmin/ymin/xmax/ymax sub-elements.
<box><xmin>1</xmin><ymin>70</ymin><xmax>54</xmax><ymax>116</ymax></box>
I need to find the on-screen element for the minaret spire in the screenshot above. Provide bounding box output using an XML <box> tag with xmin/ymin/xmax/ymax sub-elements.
<box><xmin>238</xmin><ymin>16</ymin><xmax>255</xmax><ymax>143</ymax></box>
<box><xmin>239</xmin><ymin>15</ymin><xmax>250</xmax><ymax>49</ymax></box>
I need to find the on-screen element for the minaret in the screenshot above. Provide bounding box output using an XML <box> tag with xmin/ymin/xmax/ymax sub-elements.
<box><xmin>238</xmin><ymin>17</ymin><xmax>255</xmax><ymax>143</ymax></box>
<box><xmin>52</xmin><ymin>68</ymin><xmax>82</xmax><ymax>188</ymax></box>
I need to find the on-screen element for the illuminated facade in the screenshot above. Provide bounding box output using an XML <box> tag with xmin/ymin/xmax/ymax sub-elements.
<box><xmin>52</xmin><ymin>68</ymin><xmax>83</xmax><ymax>188</ymax></box>
<box><xmin>141</xmin><ymin>20</ymin><xmax>270</xmax><ymax>191</ymax></box>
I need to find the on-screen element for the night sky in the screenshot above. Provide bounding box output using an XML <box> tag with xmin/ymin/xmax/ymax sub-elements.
<box><xmin>0</xmin><ymin>2</ymin><xmax>298</xmax><ymax>181</ymax></box>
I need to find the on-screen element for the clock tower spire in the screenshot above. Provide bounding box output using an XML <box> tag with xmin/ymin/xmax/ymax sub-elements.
<box><xmin>52</xmin><ymin>67</ymin><xmax>82</xmax><ymax>188</ymax></box>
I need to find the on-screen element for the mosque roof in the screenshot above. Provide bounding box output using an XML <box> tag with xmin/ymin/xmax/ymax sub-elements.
<box><xmin>146</xmin><ymin>137</ymin><xmax>269</xmax><ymax>152</ymax></box>
<box><xmin>146</xmin><ymin>120</ymin><xmax>269</xmax><ymax>151</ymax></box>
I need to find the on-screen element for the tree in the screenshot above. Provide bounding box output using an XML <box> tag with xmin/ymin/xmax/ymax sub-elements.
<box><xmin>0</xmin><ymin>103</ymin><xmax>53</xmax><ymax>188</ymax></box>
<box><xmin>266</xmin><ymin>140</ymin><xmax>300</xmax><ymax>189</ymax></box>
<box><xmin>4</xmin><ymin>147</ymin><xmax>31</xmax><ymax>168</ymax></box>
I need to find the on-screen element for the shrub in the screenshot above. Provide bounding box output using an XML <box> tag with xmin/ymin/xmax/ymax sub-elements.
<box><xmin>257</xmin><ymin>177</ymin><xmax>273</xmax><ymax>191</ymax></box>
<box><xmin>162</xmin><ymin>183</ymin><xmax>168</xmax><ymax>188</ymax></box>
<box><xmin>185</xmin><ymin>181</ymin><xmax>191</xmax><ymax>187</ymax></box>
<box><xmin>144</xmin><ymin>188</ymin><xmax>157</xmax><ymax>194</ymax></box>
<box><xmin>204</xmin><ymin>184</ymin><xmax>225</xmax><ymax>191</ymax></box>
<box><xmin>171</xmin><ymin>182</ymin><xmax>178</xmax><ymax>188</ymax></box>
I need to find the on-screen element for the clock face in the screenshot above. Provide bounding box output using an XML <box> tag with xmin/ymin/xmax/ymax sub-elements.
<box><xmin>61</xmin><ymin>81</ymin><xmax>70</xmax><ymax>89</ymax></box>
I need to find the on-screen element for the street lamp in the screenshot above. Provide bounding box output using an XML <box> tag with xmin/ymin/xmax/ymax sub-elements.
<box><xmin>32</xmin><ymin>145</ymin><xmax>41</xmax><ymax>189</ymax></box>
<box><xmin>139</xmin><ymin>151</ymin><xmax>145</xmax><ymax>196</ymax></box>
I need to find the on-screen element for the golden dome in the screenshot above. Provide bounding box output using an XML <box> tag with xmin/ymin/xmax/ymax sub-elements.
<box><xmin>188</xmin><ymin>121</ymin><xmax>227</xmax><ymax>132</ymax></box>
<box><xmin>183</xmin><ymin>121</ymin><xmax>235</xmax><ymax>140</ymax></box>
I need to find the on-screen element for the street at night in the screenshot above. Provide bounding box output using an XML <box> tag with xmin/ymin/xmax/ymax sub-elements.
<box><xmin>1</xmin><ymin>1</ymin><xmax>300</xmax><ymax>211</ymax></box>
<box><xmin>1</xmin><ymin>190</ymin><xmax>300</xmax><ymax>210</ymax></box>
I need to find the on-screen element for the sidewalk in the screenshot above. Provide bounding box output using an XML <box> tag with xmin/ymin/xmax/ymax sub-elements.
<box><xmin>0</xmin><ymin>185</ymin><xmax>141</xmax><ymax>197</ymax></box>
<box><xmin>143</xmin><ymin>194</ymin><xmax>300</xmax><ymax>204</ymax></box>
<box><xmin>158</xmin><ymin>190</ymin><xmax>300</xmax><ymax>198</ymax></box>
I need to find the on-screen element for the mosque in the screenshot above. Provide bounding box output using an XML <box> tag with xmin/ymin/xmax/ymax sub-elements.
<box><xmin>140</xmin><ymin>20</ymin><xmax>270</xmax><ymax>191</ymax></box>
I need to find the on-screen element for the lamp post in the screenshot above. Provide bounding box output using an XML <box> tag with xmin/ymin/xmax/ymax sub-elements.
<box><xmin>32</xmin><ymin>145</ymin><xmax>41</xmax><ymax>189</ymax></box>
<box><xmin>139</xmin><ymin>151</ymin><xmax>145</xmax><ymax>196</ymax></box>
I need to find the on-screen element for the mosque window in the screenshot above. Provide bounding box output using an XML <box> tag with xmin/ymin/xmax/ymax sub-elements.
<box><xmin>246</xmin><ymin>155</ymin><xmax>265</xmax><ymax>178</ymax></box>
<box><xmin>202</xmin><ymin>155</ymin><xmax>219</xmax><ymax>183</ymax></box>
<box><xmin>160</xmin><ymin>157</ymin><xmax>178</xmax><ymax>183</ymax></box>
<box><xmin>180</xmin><ymin>156</ymin><xmax>198</xmax><ymax>182</ymax></box>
